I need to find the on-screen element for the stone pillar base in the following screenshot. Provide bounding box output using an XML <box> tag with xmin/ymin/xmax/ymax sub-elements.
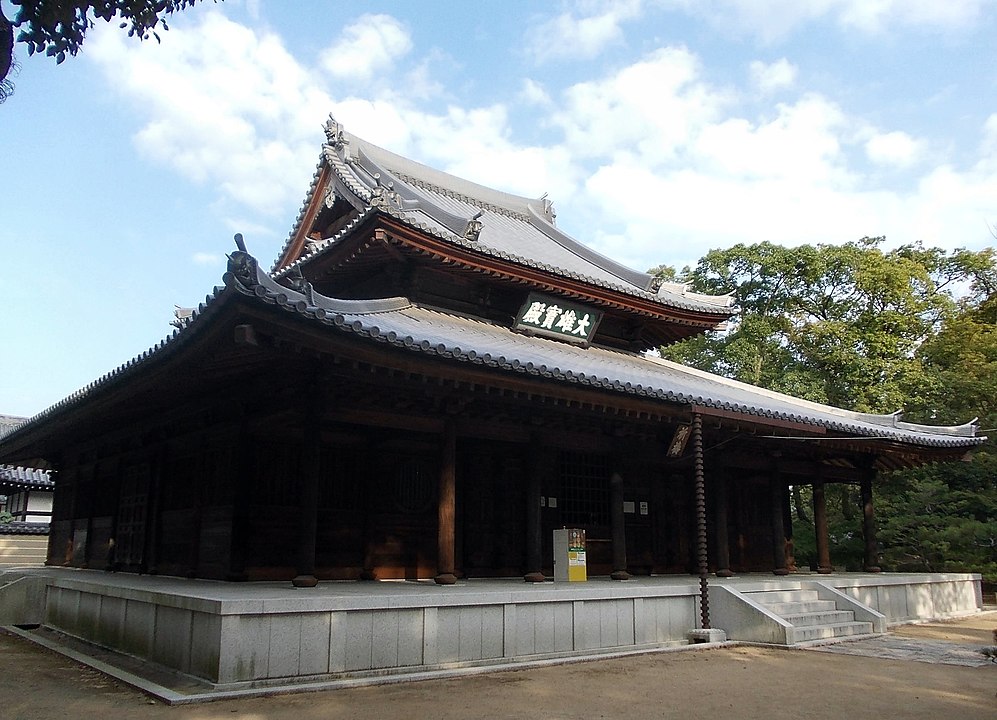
<box><xmin>772</xmin><ymin>568</ymin><xmax>790</xmax><ymax>576</ymax></box>
<box><xmin>610</xmin><ymin>570</ymin><xmax>631</xmax><ymax>581</ymax></box>
<box><xmin>715</xmin><ymin>569</ymin><xmax>734</xmax><ymax>578</ymax></box>
<box><xmin>863</xmin><ymin>565</ymin><xmax>882</xmax><ymax>573</ymax></box>
<box><xmin>523</xmin><ymin>572</ymin><xmax>546</xmax><ymax>583</ymax></box>
<box><xmin>817</xmin><ymin>566</ymin><xmax>833</xmax><ymax>575</ymax></box>
<box><xmin>292</xmin><ymin>574</ymin><xmax>318</xmax><ymax>588</ymax></box>
<box><xmin>688</xmin><ymin>628</ymin><xmax>727</xmax><ymax>644</ymax></box>
<box><xmin>434</xmin><ymin>573</ymin><xmax>457</xmax><ymax>585</ymax></box>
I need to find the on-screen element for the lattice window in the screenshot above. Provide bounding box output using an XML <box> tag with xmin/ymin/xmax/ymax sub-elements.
<box><xmin>116</xmin><ymin>462</ymin><xmax>149</xmax><ymax>566</ymax></box>
<box><xmin>559</xmin><ymin>451</ymin><xmax>610</xmax><ymax>527</ymax></box>
<box><xmin>394</xmin><ymin>458</ymin><xmax>434</xmax><ymax>514</ymax></box>
<box><xmin>318</xmin><ymin>449</ymin><xmax>363</xmax><ymax>510</ymax></box>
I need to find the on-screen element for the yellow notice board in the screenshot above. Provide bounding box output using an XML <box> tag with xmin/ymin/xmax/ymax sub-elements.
<box><xmin>554</xmin><ymin>528</ymin><xmax>587</xmax><ymax>582</ymax></box>
<box><xmin>567</xmin><ymin>549</ymin><xmax>587</xmax><ymax>582</ymax></box>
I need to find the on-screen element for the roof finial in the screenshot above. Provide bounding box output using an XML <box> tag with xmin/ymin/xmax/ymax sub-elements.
<box><xmin>370</xmin><ymin>173</ymin><xmax>396</xmax><ymax>210</ymax></box>
<box><xmin>234</xmin><ymin>233</ymin><xmax>247</xmax><ymax>253</ymax></box>
<box><xmin>464</xmin><ymin>211</ymin><xmax>484</xmax><ymax>242</ymax></box>
<box><xmin>540</xmin><ymin>193</ymin><xmax>556</xmax><ymax>224</ymax></box>
<box><xmin>324</xmin><ymin>114</ymin><xmax>348</xmax><ymax>150</ymax></box>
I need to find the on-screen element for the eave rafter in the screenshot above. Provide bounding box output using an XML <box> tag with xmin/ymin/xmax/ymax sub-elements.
<box><xmin>304</xmin><ymin>216</ymin><xmax>726</xmax><ymax>334</ymax></box>
<box><xmin>231</xmin><ymin>304</ymin><xmax>692</xmax><ymax>428</ymax></box>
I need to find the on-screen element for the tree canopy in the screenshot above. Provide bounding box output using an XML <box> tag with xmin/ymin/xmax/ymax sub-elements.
<box><xmin>653</xmin><ymin>239</ymin><xmax>997</xmax><ymax>580</ymax></box>
<box><xmin>1</xmin><ymin>0</ymin><xmax>209</xmax><ymax>102</ymax></box>
<box><xmin>658</xmin><ymin>238</ymin><xmax>996</xmax><ymax>413</ymax></box>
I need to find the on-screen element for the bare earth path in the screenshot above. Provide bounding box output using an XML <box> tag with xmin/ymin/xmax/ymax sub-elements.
<box><xmin>2</xmin><ymin>613</ymin><xmax>995</xmax><ymax>720</ymax></box>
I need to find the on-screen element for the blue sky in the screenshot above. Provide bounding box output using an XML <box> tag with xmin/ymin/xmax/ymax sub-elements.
<box><xmin>2</xmin><ymin>0</ymin><xmax>996</xmax><ymax>418</ymax></box>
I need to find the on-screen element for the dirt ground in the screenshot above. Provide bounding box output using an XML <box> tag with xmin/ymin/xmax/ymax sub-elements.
<box><xmin>2</xmin><ymin>613</ymin><xmax>995</xmax><ymax>720</ymax></box>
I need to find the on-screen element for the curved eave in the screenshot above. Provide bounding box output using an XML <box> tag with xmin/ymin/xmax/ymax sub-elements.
<box><xmin>374</xmin><ymin>218</ymin><xmax>730</xmax><ymax>329</ymax></box>
<box><xmin>1</xmin><ymin>254</ymin><xmax>981</xmax><ymax>461</ymax></box>
<box><xmin>0</xmin><ymin>283</ymin><xmax>232</xmax><ymax>456</ymax></box>
<box><xmin>249</xmin><ymin>255</ymin><xmax>984</xmax><ymax>451</ymax></box>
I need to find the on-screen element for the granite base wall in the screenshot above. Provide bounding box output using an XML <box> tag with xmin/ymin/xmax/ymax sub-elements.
<box><xmin>41</xmin><ymin>579</ymin><xmax>699</xmax><ymax>686</ymax></box>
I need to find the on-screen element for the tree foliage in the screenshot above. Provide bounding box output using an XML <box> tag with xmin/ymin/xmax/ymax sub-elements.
<box><xmin>2</xmin><ymin>0</ymin><xmax>210</xmax><ymax>101</ymax></box>
<box><xmin>652</xmin><ymin>239</ymin><xmax>997</xmax><ymax>580</ymax></box>
<box><xmin>658</xmin><ymin>238</ymin><xmax>995</xmax><ymax>413</ymax></box>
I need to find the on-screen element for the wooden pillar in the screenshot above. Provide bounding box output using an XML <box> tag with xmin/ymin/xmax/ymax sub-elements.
<box><xmin>782</xmin><ymin>482</ymin><xmax>796</xmax><ymax>572</ymax></box>
<box><xmin>226</xmin><ymin>421</ymin><xmax>251</xmax><ymax>581</ymax></box>
<box><xmin>812</xmin><ymin>480</ymin><xmax>833</xmax><ymax>574</ymax></box>
<box><xmin>523</xmin><ymin>441</ymin><xmax>545</xmax><ymax>582</ymax></box>
<box><xmin>435</xmin><ymin>420</ymin><xmax>458</xmax><ymax>585</ymax></box>
<box><xmin>359</xmin><ymin>448</ymin><xmax>376</xmax><ymax>581</ymax></box>
<box><xmin>713</xmin><ymin>471</ymin><xmax>733</xmax><ymax>577</ymax></box>
<box><xmin>292</xmin><ymin>396</ymin><xmax>322</xmax><ymax>588</ymax></box>
<box><xmin>692</xmin><ymin>413</ymin><xmax>710</xmax><ymax>629</ymax></box>
<box><xmin>610</xmin><ymin>472</ymin><xmax>630</xmax><ymax>580</ymax></box>
<box><xmin>187</xmin><ymin>438</ymin><xmax>204</xmax><ymax>578</ymax></box>
<box><xmin>769</xmin><ymin>476</ymin><xmax>789</xmax><ymax>576</ymax></box>
<box><xmin>145</xmin><ymin>444</ymin><xmax>166</xmax><ymax>575</ymax></box>
<box><xmin>860</xmin><ymin>461</ymin><xmax>881</xmax><ymax>573</ymax></box>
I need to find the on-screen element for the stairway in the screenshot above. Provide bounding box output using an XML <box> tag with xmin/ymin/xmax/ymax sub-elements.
<box><xmin>745</xmin><ymin>587</ymin><xmax>876</xmax><ymax>644</ymax></box>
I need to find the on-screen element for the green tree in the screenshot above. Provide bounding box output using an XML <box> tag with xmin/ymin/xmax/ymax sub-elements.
<box><xmin>887</xmin><ymin>291</ymin><xmax>997</xmax><ymax>581</ymax></box>
<box><xmin>652</xmin><ymin>240</ymin><xmax>997</xmax><ymax>579</ymax></box>
<box><xmin>1</xmin><ymin>0</ymin><xmax>210</xmax><ymax>102</ymax></box>
<box><xmin>659</xmin><ymin>238</ymin><xmax>991</xmax><ymax>413</ymax></box>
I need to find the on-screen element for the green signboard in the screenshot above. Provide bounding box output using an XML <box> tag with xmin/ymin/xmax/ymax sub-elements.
<box><xmin>514</xmin><ymin>292</ymin><xmax>602</xmax><ymax>345</ymax></box>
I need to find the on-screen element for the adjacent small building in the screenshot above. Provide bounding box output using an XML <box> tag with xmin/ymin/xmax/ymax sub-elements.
<box><xmin>0</xmin><ymin>117</ymin><xmax>983</xmax><ymax>586</ymax></box>
<box><xmin>0</xmin><ymin>416</ymin><xmax>54</xmax><ymax>566</ymax></box>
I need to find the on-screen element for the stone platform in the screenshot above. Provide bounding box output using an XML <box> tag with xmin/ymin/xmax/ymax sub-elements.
<box><xmin>0</xmin><ymin>568</ymin><xmax>983</xmax><ymax>702</ymax></box>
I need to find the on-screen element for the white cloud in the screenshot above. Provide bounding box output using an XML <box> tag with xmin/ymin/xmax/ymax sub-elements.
<box><xmin>837</xmin><ymin>0</ymin><xmax>987</xmax><ymax>33</ymax></box>
<box><xmin>749</xmin><ymin>58</ymin><xmax>797</xmax><ymax>94</ymax></box>
<box><xmin>320</xmin><ymin>14</ymin><xmax>413</xmax><ymax>83</ymax></box>
<box><xmin>552</xmin><ymin>47</ymin><xmax>729</xmax><ymax>161</ymax></box>
<box><xmin>80</xmin><ymin>9</ymin><xmax>997</xmax><ymax>279</ymax></box>
<box><xmin>980</xmin><ymin>113</ymin><xmax>997</xmax><ymax>162</ymax></box>
<box><xmin>694</xmin><ymin>95</ymin><xmax>852</xmax><ymax>185</ymax></box>
<box><xmin>676</xmin><ymin>0</ymin><xmax>987</xmax><ymax>41</ymax></box>
<box><xmin>544</xmin><ymin>48</ymin><xmax>995</xmax><ymax>268</ymax></box>
<box><xmin>87</xmin><ymin>11</ymin><xmax>328</xmax><ymax>219</ymax></box>
<box><xmin>520</xmin><ymin>78</ymin><xmax>552</xmax><ymax>106</ymax></box>
<box><xmin>526</xmin><ymin>0</ymin><xmax>644</xmax><ymax>62</ymax></box>
<box><xmin>865</xmin><ymin>131</ymin><xmax>922</xmax><ymax>168</ymax></box>
<box><xmin>192</xmin><ymin>252</ymin><xmax>224</xmax><ymax>266</ymax></box>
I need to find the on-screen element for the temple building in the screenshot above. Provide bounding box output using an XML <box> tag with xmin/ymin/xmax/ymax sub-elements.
<box><xmin>0</xmin><ymin>117</ymin><xmax>982</xmax><ymax>588</ymax></box>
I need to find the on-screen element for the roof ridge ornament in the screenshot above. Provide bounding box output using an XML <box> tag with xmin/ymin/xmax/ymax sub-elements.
<box><xmin>324</xmin><ymin>114</ymin><xmax>348</xmax><ymax>151</ymax></box>
<box><xmin>285</xmin><ymin>265</ymin><xmax>316</xmax><ymax>303</ymax></box>
<box><xmin>370</xmin><ymin>173</ymin><xmax>397</xmax><ymax>210</ymax></box>
<box><xmin>540</xmin><ymin>193</ymin><xmax>556</xmax><ymax>225</ymax></box>
<box><xmin>227</xmin><ymin>233</ymin><xmax>257</xmax><ymax>286</ymax></box>
<box><xmin>464</xmin><ymin>211</ymin><xmax>483</xmax><ymax>242</ymax></box>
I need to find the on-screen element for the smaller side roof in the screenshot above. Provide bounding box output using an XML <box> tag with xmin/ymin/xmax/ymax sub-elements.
<box><xmin>0</xmin><ymin>415</ymin><xmax>26</xmax><ymax>435</ymax></box>
<box><xmin>0</xmin><ymin>465</ymin><xmax>54</xmax><ymax>489</ymax></box>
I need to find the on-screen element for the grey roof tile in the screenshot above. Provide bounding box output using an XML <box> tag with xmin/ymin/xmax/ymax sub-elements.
<box><xmin>0</xmin><ymin>465</ymin><xmax>54</xmax><ymax>488</ymax></box>
<box><xmin>0</xmin><ymin>254</ymin><xmax>981</xmax><ymax>455</ymax></box>
<box><xmin>247</xmin><ymin>254</ymin><xmax>982</xmax><ymax>449</ymax></box>
<box><xmin>274</xmin><ymin>117</ymin><xmax>734</xmax><ymax>317</ymax></box>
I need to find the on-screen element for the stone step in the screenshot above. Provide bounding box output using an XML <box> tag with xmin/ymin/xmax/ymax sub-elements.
<box><xmin>782</xmin><ymin>610</ymin><xmax>856</xmax><ymax>627</ymax></box>
<box><xmin>761</xmin><ymin>599</ymin><xmax>838</xmax><ymax>615</ymax></box>
<box><xmin>747</xmin><ymin>589</ymin><xmax>820</xmax><ymax>604</ymax></box>
<box><xmin>788</xmin><ymin>621</ymin><xmax>874</xmax><ymax>643</ymax></box>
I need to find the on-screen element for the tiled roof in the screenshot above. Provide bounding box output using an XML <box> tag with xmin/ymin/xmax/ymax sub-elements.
<box><xmin>0</xmin><ymin>465</ymin><xmax>54</xmax><ymax>489</ymax></box>
<box><xmin>233</xmin><ymin>253</ymin><xmax>981</xmax><ymax>449</ymax></box>
<box><xmin>0</xmin><ymin>415</ymin><xmax>26</xmax><ymax>434</ymax></box>
<box><xmin>0</xmin><ymin>521</ymin><xmax>50</xmax><ymax>535</ymax></box>
<box><xmin>273</xmin><ymin>116</ymin><xmax>734</xmax><ymax>318</ymax></box>
<box><xmin>0</xmin><ymin>253</ymin><xmax>981</xmax><ymax>456</ymax></box>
